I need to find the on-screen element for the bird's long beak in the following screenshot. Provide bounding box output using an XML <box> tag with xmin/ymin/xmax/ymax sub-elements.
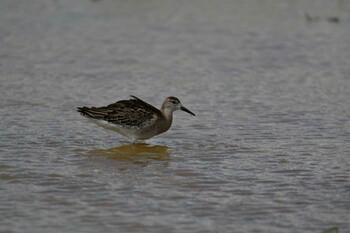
<box><xmin>180</xmin><ymin>106</ymin><xmax>195</xmax><ymax>116</ymax></box>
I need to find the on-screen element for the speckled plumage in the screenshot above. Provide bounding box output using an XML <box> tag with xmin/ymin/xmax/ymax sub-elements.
<box><xmin>77</xmin><ymin>96</ymin><xmax>195</xmax><ymax>142</ymax></box>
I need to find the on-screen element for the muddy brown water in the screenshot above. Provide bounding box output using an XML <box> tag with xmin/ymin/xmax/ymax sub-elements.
<box><xmin>1</xmin><ymin>0</ymin><xmax>349</xmax><ymax>232</ymax></box>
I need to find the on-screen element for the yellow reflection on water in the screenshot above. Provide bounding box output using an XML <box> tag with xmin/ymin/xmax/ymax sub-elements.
<box><xmin>88</xmin><ymin>143</ymin><xmax>170</xmax><ymax>161</ymax></box>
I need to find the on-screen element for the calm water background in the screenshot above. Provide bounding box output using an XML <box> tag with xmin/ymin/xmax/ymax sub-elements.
<box><xmin>1</xmin><ymin>0</ymin><xmax>350</xmax><ymax>232</ymax></box>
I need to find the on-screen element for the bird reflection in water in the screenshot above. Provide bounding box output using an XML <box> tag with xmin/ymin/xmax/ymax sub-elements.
<box><xmin>87</xmin><ymin>143</ymin><xmax>170</xmax><ymax>167</ymax></box>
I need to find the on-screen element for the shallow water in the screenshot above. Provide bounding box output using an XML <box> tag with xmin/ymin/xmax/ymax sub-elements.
<box><xmin>1</xmin><ymin>0</ymin><xmax>350</xmax><ymax>232</ymax></box>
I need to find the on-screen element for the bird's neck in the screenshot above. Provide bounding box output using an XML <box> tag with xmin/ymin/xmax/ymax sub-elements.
<box><xmin>160</xmin><ymin>107</ymin><xmax>173</xmax><ymax>131</ymax></box>
<box><xmin>161</xmin><ymin>107</ymin><xmax>173</xmax><ymax>122</ymax></box>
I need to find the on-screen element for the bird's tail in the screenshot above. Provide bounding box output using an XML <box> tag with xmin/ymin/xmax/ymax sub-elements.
<box><xmin>77</xmin><ymin>107</ymin><xmax>108</xmax><ymax>119</ymax></box>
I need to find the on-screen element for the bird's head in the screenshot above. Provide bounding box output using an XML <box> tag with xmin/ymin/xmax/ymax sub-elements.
<box><xmin>162</xmin><ymin>96</ymin><xmax>195</xmax><ymax>116</ymax></box>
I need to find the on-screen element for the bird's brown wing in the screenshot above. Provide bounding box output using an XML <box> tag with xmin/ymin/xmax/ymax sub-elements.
<box><xmin>77</xmin><ymin>96</ymin><xmax>162</xmax><ymax>128</ymax></box>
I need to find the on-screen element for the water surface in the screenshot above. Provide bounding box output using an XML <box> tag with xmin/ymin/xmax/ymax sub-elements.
<box><xmin>1</xmin><ymin>0</ymin><xmax>350</xmax><ymax>232</ymax></box>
